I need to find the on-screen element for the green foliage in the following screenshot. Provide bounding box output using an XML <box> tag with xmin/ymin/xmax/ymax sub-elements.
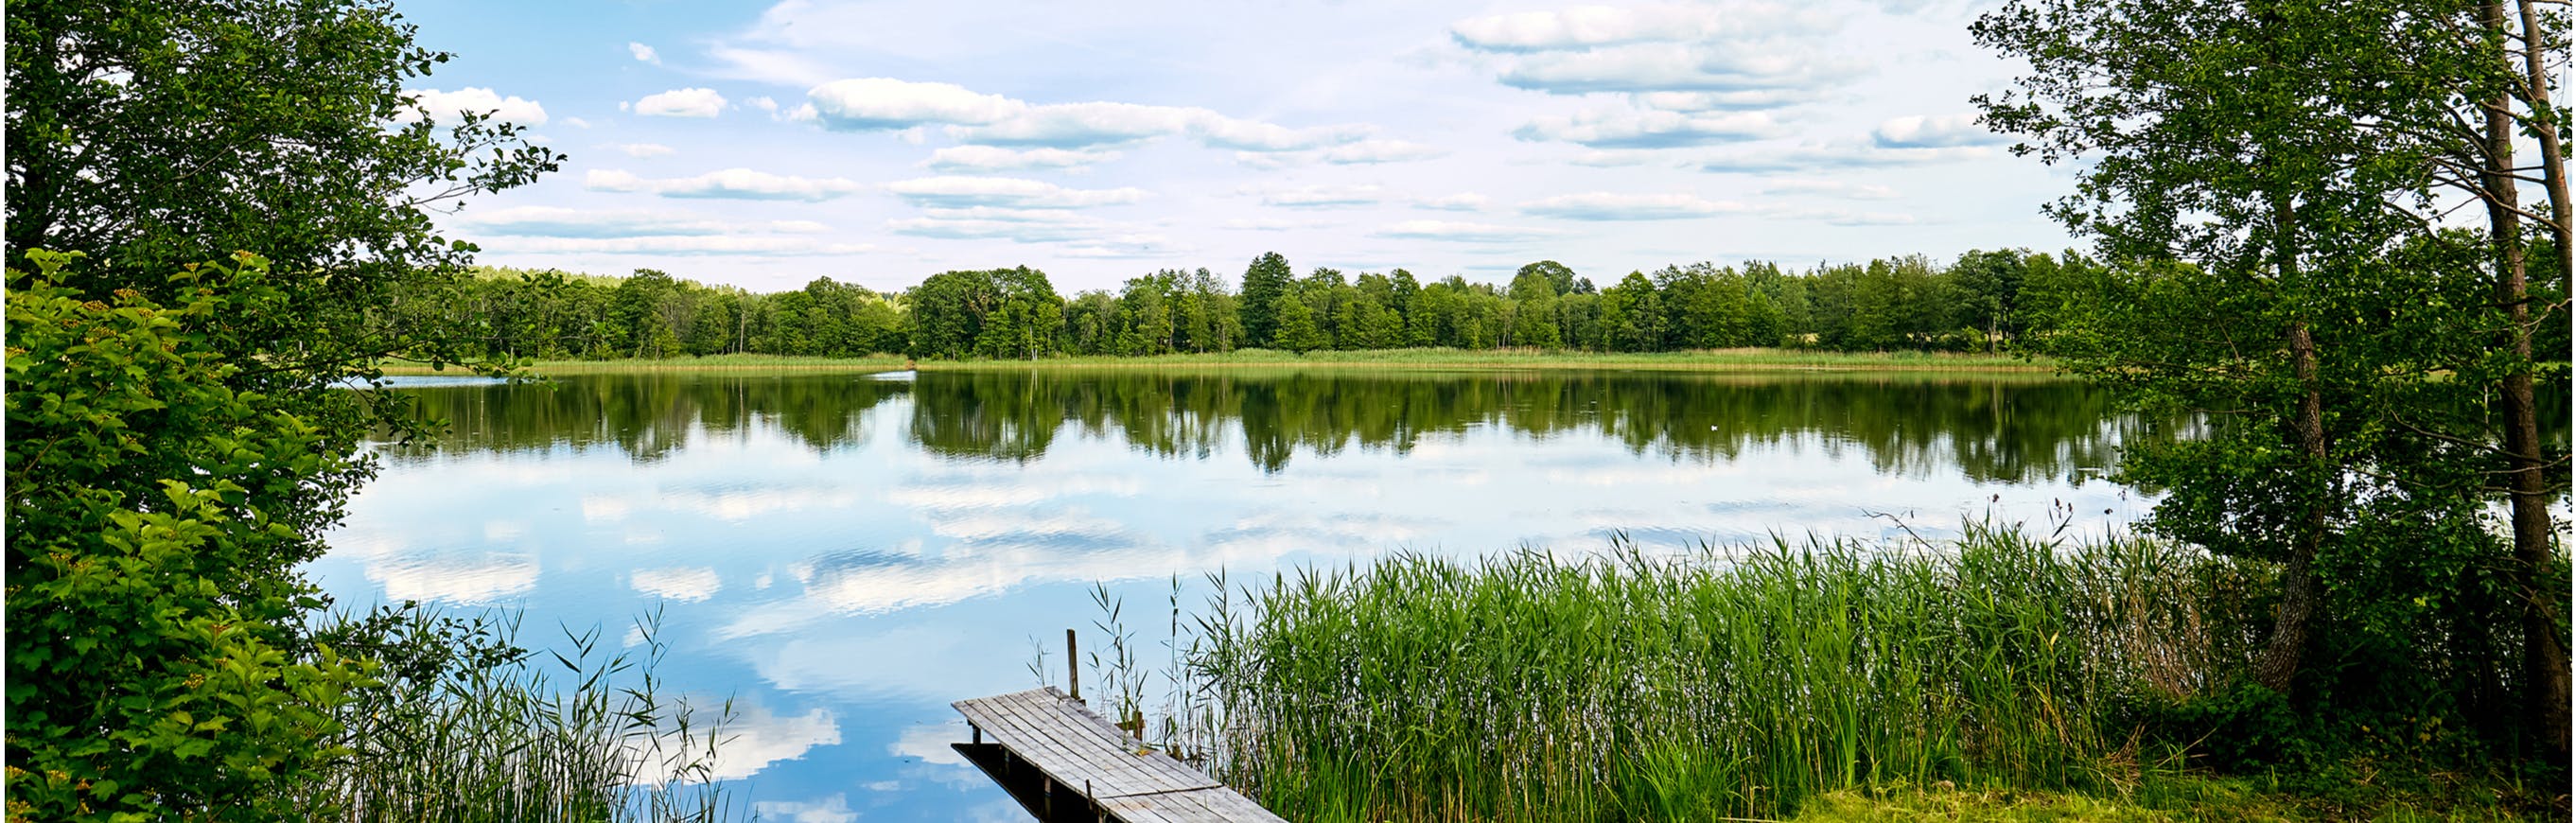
<box><xmin>1271</xmin><ymin>289</ymin><xmax>1329</xmax><ymax>354</ymax></box>
<box><xmin>7</xmin><ymin>251</ymin><xmax>367</xmax><ymax>821</ymax></box>
<box><xmin>1238</xmin><ymin>252</ymin><xmax>1294</xmax><ymax>348</ymax></box>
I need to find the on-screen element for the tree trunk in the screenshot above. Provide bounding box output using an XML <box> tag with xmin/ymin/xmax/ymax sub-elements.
<box><xmin>2254</xmin><ymin>319</ymin><xmax>2331</xmax><ymax>692</ymax></box>
<box><xmin>2482</xmin><ymin>0</ymin><xmax>2567</xmax><ymax>762</ymax></box>
<box><xmin>2253</xmin><ymin>190</ymin><xmax>2331</xmax><ymax>693</ymax></box>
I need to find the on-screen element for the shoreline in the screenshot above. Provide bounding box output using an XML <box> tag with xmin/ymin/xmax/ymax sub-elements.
<box><xmin>376</xmin><ymin>348</ymin><xmax>2059</xmax><ymax>376</ymax></box>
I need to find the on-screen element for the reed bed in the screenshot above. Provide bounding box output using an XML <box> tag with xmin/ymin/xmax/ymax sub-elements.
<box><xmin>1164</xmin><ymin>524</ymin><xmax>2260</xmax><ymax>822</ymax></box>
<box><xmin>298</xmin><ymin>608</ymin><xmax>738</xmax><ymax>823</ymax></box>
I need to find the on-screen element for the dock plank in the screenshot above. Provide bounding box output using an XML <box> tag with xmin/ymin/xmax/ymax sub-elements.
<box><xmin>954</xmin><ymin>687</ymin><xmax>1282</xmax><ymax>822</ymax></box>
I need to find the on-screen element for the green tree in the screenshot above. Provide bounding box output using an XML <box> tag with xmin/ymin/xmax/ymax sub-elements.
<box><xmin>1239</xmin><ymin>252</ymin><xmax>1293</xmax><ymax>348</ymax></box>
<box><xmin>1273</xmin><ymin>285</ymin><xmax>1330</xmax><ymax>353</ymax></box>
<box><xmin>1977</xmin><ymin>0</ymin><xmax>2571</xmax><ymax>759</ymax></box>
<box><xmin>9</xmin><ymin>252</ymin><xmax>369</xmax><ymax>820</ymax></box>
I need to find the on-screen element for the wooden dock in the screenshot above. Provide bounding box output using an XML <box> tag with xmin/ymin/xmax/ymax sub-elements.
<box><xmin>952</xmin><ymin>687</ymin><xmax>1284</xmax><ymax>823</ymax></box>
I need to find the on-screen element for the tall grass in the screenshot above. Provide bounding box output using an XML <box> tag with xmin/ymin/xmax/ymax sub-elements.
<box><xmin>1165</xmin><ymin>523</ymin><xmax>2265</xmax><ymax>822</ymax></box>
<box><xmin>297</xmin><ymin>607</ymin><xmax>739</xmax><ymax>823</ymax></box>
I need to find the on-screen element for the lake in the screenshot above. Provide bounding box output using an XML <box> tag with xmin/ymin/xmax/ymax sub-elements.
<box><xmin>311</xmin><ymin>368</ymin><xmax>2156</xmax><ymax>821</ymax></box>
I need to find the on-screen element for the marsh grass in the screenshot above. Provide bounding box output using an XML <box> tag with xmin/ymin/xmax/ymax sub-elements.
<box><xmin>1158</xmin><ymin>523</ymin><xmax>2269</xmax><ymax>823</ymax></box>
<box><xmin>300</xmin><ymin>607</ymin><xmax>738</xmax><ymax>823</ymax></box>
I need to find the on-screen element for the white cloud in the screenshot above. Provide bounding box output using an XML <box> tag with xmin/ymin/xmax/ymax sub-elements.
<box><xmin>1451</xmin><ymin>3</ymin><xmax>1831</xmax><ymax>52</ymax></box>
<box><xmin>1258</xmin><ymin>184</ymin><xmax>1386</xmax><ymax>208</ymax></box>
<box><xmin>628</xmin><ymin>42</ymin><xmax>660</xmax><ymax>65</ymax></box>
<box><xmin>455</xmin><ymin>205</ymin><xmax>725</xmax><ymax>237</ymax></box>
<box><xmin>633</xmin><ymin>87</ymin><xmax>727</xmax><ymax>118</ymax></box>
<box><xmin>587</xmin><ymin>167</ymin><xmax>867</xmax><ymax>201</ymax></box>
<box><xmin>560</xmin><ymin>116</ymin><xmax>592</xmax><ymax>129</ymax></box>
<box><xmin>474</xmin><ymin>236</ymin><xmax>881</xmax><ymax>256</ymax></box>
<box><xmin>924</xmin><ymin>146</ymin><xmax>1120</xmax><ymax>172</ymax></box>
<box><xmin>1520</xmin><ymin>192</ymin><xmax>1743</xmax><ymax>220</ymax></box>
<box><xmin>1872</xmin><ymin>114</ymin><xmax>2006</xmax><ymax>149</ymax></box>
<box><xmin>1697</xmin><ymin>143</ymin><xmax>1995</xmax><ymax>173</ymax></box>
<box><xmin>1761</xmin><ymin>180</ymin><xmax>1901</xmax><ymax>200</ymax></box>
<box><xmin>1221</xmin><ymin>218</ymin><xmax>1332</xmax><ymax>230</ymax></box>
<box><xmin>947</xmin><ymin>100</ymin><xmax>1199</xmax><ymax>148</ymax></box>
<box><xmin>1497</xmin><ymin>43</ymin><xmax>1861</xmax><ymax>96</ymax></box>
<box><xmin>1567</xmin><ymin>149</ymin><xmax>1666</xmax><ymax>167</ymax></box>
<box><xmin>1322</xmin><ymin>139</ymin><xmax>1449</xmax><ymax>165</ymax></box>
<box><xmin>752</xmin><ymin>795</ymin><xmax>855</xmax><ymax>823</ymax></box>
<box><xmin>1416</xmin><ymin>192</ymin><xmax>1488</xmax><ymax>211</ymax></box>
<box><xmin>1189</xmin><ymin>114</ymin><xmax>1368</xmax><ymax>152</ymax></box>
<box><xmin>885</xmin><ymin>176</ymin><xmax>1148</xmax><ymax>209</ymax></box>
<box><xmin>612</xmin><ymin>142</ymin><xmax>676</xmax><ymax>158</ymax></box>
<box><xmin>1632</xmin><ymin>90</ymin><xmax>1808</xmax><ymax>112</ymax></box>
<box><xmin>631</xmin><ymin>566</ymin><xmax>721</xmax><ymax>602</ymax></box>
<box><xmin>1373</xmin><ymin>219</ymin><xmax>1557</xmax><ymax>243</ymax></box>
<box><xmin>808</xmin><ymin>78</ymin><xmax>1025</xmax><ymax>131</ymax></box>
<box><xmin>400</xmin><ymin>87</ymin><xmax>549</xmax><ymax>126</ymax></box>
<box><xmin>1516</xmin><ymin>109</ymin><xmax>1782</xmax><ymax>149</ymax></box>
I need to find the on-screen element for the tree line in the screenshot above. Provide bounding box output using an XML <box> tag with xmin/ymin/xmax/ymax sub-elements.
<box><xmin>404</xmin><ymin>248</ymin><xmax>2161</xmax><ymax>361</ymax></box>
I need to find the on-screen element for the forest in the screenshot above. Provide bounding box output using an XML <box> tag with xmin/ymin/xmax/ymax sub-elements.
<box><xmin>410</xmin><ymin>249</ymin><xmax>2120</xmax><ymax>361</ymax></box>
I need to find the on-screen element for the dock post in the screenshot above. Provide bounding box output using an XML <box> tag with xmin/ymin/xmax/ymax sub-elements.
<box><xmin>1067</xmin><ymin>628</ymin><xmax>1080</xmax><ymax>702</ymax></box>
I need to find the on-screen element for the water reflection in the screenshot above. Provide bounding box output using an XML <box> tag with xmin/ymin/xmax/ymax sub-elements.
<box><xmin>326</xmin><ymin>369</ymin><xmax>2159</xmax><ymax>821</ymax></box>
<box><xmin>393</xmin><ymin>371</ymin><xmax>2144</xmax><ymax>485</ymax></box>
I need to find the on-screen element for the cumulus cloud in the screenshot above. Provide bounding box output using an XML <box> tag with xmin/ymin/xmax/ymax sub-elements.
<box><xmin>628</xmin><ymin>42</ymin><xmax>660</xmax><ymax>64</ymax></box>
<box><xmin>587</xmin><ymin>167</ymin><xmax>867</xmax><ymax>201</ymax></box>
<box><xmin>1498</xmin><ymin>44</ymin><xmax>1861</xmax><ymax>96</ymax></box>
<box><xmin>399</xmin><ymin>87</ymin><xmax>549</xmax><ymax>126</ymax></box>
<box><xmin>946</xmin><ymin>101</ymin><xmax>1197</xmax><ymax>148</ymax></box>
<box><xmin>1515</xmin><ymin>109</ymin><xmax>1782</xmax><ymax>149</ymax></box>
<box><xmin>1519</xmin><ymin>192</ymin><xmax>1744</xmax><ymax>220</ymax></box>
<box><xmin>1415</xmin><ymin>192</ymin><xmax>1488</xmax><ymax>211</ymax></box>
<box><xmin>1761</xmin><ymin>180</ymin><xmax>1901</xmax><ymax>200</ymax></box>
<box><xmin>453</xmin><ymin>205</ymin><xmax>728</xmax><ymax>238</ymax></box>
<box><xmin>1697</xmin><ymin>143</ymin><xmax>1995</xmax><ymax>173</ymax></box>
<box><xmin>1257</xmin><ymin>184</ymin><xmax>1387</xmax><ymax>208</ymax></box>
<box><xmin>1763</xmin><ymin>206</ymin><xmax>1921</xmax><ymax>226</ymax></box>
<box><xmin>1221</xmin><ymin>218</ymin><xmax>1333</xmax><ymax>231</ymax></box>
<box><xmin>634</xmin><ymin>87</ymin><xmax>727</xmax><ymax>118</ymax></box>
<box><xmin>1632</xmin><ymin>90</ymin><xmax>1809</xmax><ymax>112</ymax></box>
<box><xmin>611</xmin><ymin>142</ymin><xmax>676</xmax><ymax>158</ymax></box>
<box><xmin>924</xmin><ymin>146</ymin><xmax>1120</xmax><ymax>172</ymax></box>
<box><xmin>1450</xmin><ymin>3</ymin><xmax>1830</xmax><ymax>52</ymax></box>
<box><xmin>1871</xmin><ymin>114</ymin><xmax>2006</xmax><ymax>149</ymax></box>
<box><xmin>796</xmin><ymin>77</ymin><xmax>1369</xmax><ymax>153</ymax></box>
<box><xmin>1373</xmin><ymin>219</ymin><xmax>1557</xmax><ymax>243</ymax></box>
<box><xmin>473</xmin><ymin>236</ymin><xmax>881</xmax><ymax>256</ymax></box>
<box><xmin>807</xmin><ymin>78</ymin><xmax>1023</xmax><ymax>131</ymax></box>
<box><xmin>1321</xmin><ymin>139</ymin><xmax>1449</xmax><ymax>165</ymax></box>
<box><xmin>884</xmin><ymin>176</ymin><xmax>1148</xmax><ymax>209</ymax></box>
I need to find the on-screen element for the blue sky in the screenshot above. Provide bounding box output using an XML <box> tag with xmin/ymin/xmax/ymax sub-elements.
<box><xmin>401</xmin><ymin>0</ymin><xmax>2079</xmax><ymax>294</ymax></box>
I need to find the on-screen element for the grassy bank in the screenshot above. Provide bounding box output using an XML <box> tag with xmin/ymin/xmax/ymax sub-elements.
<box><xmin>380</xmin><ymin>347</ymin><xmax>2051</xmax><ymax>376</ymax></box>
<box><xmin>1134</xmin><ymin>527</ymin><xmax>2553</xmax><ymax>822</ymax></box>
<box><xmin>923</xmin><ymin>347</ymin><xmax>2052</xmax><ymax>372</ymax></box>
<box><xmin>377</xmin><ymin>353</ymin><xmax>909</xmax><ymax>376</ymax></box>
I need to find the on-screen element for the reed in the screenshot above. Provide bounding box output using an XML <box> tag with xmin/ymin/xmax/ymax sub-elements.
<box><xmin>1165</xmin><ymin>523</ymin><xmax>2263</xmax><ymax>822</ymax></box>
<box><xmin>298</xmin><ymin>607</ymin><xmax>739</xmax><ymax>823</ymax></box>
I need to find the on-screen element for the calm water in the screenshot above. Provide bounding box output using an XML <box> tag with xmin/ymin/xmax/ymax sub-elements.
<box><xmin>312</xmin><ymin>369</ymin><xmax>2156</xmax><ymax>821</ymax></box>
